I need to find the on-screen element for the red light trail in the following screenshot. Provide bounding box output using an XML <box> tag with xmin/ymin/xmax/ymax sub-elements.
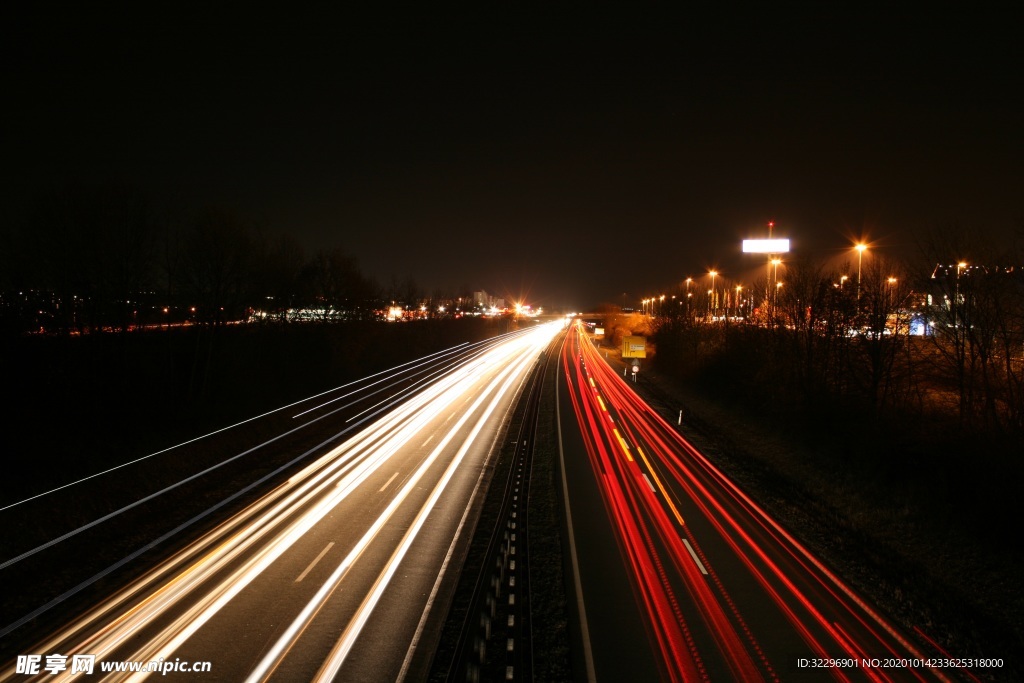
<box><xmin>560</xmin><ymin>322</ymin><xmax>959</xmax><ymax>682</ymax></box>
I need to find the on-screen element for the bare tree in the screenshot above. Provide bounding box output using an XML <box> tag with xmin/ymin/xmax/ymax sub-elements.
<box><xmin>175</xmin><ymin>207</ymin><xmax>253</xmax><ymax>326</ymax></box>
<box><xmin>773</xmin><ymin>255</ymin><xmax>837</xmax><ymax>404</ymax></box>
<box><xmin>250</xmin><ymin>232</ymin><xmax>305</xmax><ymax>322</ymax></box>
<box><xmin>852</xmin><ymin>255</ymin><xmax>913</xmax><ymax>412</ymax></box>
<box><xmin>25</xmin><ymin>184</ymin><xmax>159</xmax><ymax>333</ymax></box>
<box><xmin>916</xmin><ymin>224</ymin><xmax>1023</xmax><ymax>431</ymax></box>
<box><xmin>303</xmin><ymin>248</ymin><xmax>373</xmax><ymax>319</ymax></box>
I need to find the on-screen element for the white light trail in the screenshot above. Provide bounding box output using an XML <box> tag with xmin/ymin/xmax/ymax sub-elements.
<box><xmin>247</xmin><ymin>325</ymin><xmax>556</xmax><ymax>682</ymax></box>
<box><xmin>10</xmin><ymin>323</ymin><xmax>560</xmax><ymax>683</ymax></box>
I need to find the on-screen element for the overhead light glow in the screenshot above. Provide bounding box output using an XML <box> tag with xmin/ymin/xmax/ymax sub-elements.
<box><xmin>742</xmin><ymin>239</ymin><xmax>790</xmax><ymax>253</ymax></box>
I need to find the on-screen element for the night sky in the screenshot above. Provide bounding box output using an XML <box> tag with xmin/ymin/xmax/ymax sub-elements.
<box><xmin>4</xmin><ymin>6</ymin><xmax>1021</xmax><ymax>309</ymax></box>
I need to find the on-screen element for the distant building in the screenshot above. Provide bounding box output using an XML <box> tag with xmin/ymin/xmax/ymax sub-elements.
<box><xmin>472</xmin><ymin>290</ymin><xmax>507</xmax><ymax>312</ymax></box>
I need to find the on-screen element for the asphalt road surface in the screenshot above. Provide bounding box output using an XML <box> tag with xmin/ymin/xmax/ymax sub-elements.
<box><xmin>556</xmin><ymin>320</ymin><xmax>965</xmax><ymax>682</ymax></box>
<box><xmin>2</xmin><ymin>321</ymin><xmax>563</xmax><ymax>682</ymax></box>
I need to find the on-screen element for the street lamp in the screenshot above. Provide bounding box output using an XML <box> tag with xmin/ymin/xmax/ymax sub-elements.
<box><xmin>735</xmin><ymin>284</ymin><xmax>743</xmax><ymax>318</ymax></box>
<box><xmin>855</xmin><ymin>243</ymin><xmax>867</xmax><ymax>301</ymax></box>
<box><xmin>955</xmin><ymin>262</ymin><xmax>967</xmax><ymax>327</ymax></box>
<box><xmin>709</xmin><ymin>270</ymin><xmax>718</xmax><ymax>317</ymax></box>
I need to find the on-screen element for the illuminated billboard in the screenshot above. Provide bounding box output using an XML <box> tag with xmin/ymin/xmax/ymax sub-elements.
<box><xmin>622</xmin><ymin>335</ymin><xmax>646</xmax><ymax>358</ymax></box>
<box><xmin>742</xmin><ymin>238</ymin><xmax>790</xmax><ymax>253</ymax></box>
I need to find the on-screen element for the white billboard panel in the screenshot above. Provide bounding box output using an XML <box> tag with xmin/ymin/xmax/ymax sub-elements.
<box><xmin>742</xmin><ymin>238</ymin><xmax>790</xmax><ymax>253</ymax></box>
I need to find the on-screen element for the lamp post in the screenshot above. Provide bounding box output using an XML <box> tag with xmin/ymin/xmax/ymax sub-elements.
<box><xmin>769</xmin><ymin>258</ymin><xmax>781</xmax><ymax>315</ymax></box>
<box><xmin>855</xmin><ymin>243</ymin><xmax>867</xmax><ymax>301</ymax></box>
<box><xmin>709</xmin><ymin>270</ymin><xmax>718</xmax><ymax>318</ymax></box>
<box><xmin>955</xmin><ymin>262</ymin><xmax>967</xmax><ymax>328</ymax></box>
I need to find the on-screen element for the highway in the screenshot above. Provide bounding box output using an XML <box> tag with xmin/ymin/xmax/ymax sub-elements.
<box><xmin>2</xmin><ymin>321</ymin><xmax>562</xmax><ymax>682</ymax></box>
<box><xmin>558</xmin><ymin>321</ymin><xmax>967</xmax><ymax>682</ymax></box>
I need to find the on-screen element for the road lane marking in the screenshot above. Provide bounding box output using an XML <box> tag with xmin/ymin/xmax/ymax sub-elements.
<box><xmin>682</xmin><ymin>538</ymin><xmax>708</xmax><ymax>575</ymax></box>
<box><xmin>635</xmin><ymin>447</ymin><xmax>686</xmax><ymax>526</ymax></box>
<box><xmin>422</xmin><ymin>434</ymin><xmax>435</xmax><ymax>448</ymax></box>
<box><xmin>295</xmin><ymin>542</ymin><xmax>335</xmax><ymax>583</ymax></box>
<box><xmin>612</xmin><ymin>428</ymin><xmax>633</xmax><ymax>461</ymax></box>
<box><xmin>642</xmin><ymin>473</ymin><xmax>656</xmax><ymax>492</ymax></box>
<box><xmin>379</xmin><ymin>471</ymin><xmax>399</xmax><ymax>492</ymax></box>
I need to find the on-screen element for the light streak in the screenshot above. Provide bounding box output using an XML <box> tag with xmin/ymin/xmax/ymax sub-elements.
<box><xmin>312</xmin><ymin>350</ymin><xmax>535</xmax><ymax>681</ymax></box>
<box><xmin>1</xmin><ymin>343</ymin><xmax>473</xmax><ymax>513</ymax></box>
<box><xmin>6</xmin><ymin>322</ymin><xmax>562</xmax><ymax>683</ymax></box>
<box><xmin>561</xmin><ymin>326</ymin><xmax>949</xmax><ymax>682</ymax></box>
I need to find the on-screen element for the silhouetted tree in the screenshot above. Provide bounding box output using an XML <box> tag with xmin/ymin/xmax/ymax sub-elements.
<box><xmin>24</xmin><ymin>184</ymin><xmax>159</xmax><ymax>333</ymax></box>
<box><xmin>175</xmin><ymin>207</ymin><xmax>253</xmax><ymax>326</ymax></box>
<box><xmin>302</xmin><ymin>247</ymin><xmax>374</xmax><ymax>319</ymax></box>
<box><xmin>250</xmin><ymin>232</ymin><xmax>305</xmax><ymax>321</ymax></box>
<box><xmin>852</xmin><ymin>256</ymin><xmax>913</xmax><ymax>412</ymax></box>
<box><xmin>773</xmin><ymin>255</ymin><xmax>836</xmax><ymax>406</ymax></box>
<box><xmin>916</xmin><ymin>224</ymin><xmax>1024</xmax><ymax>433</ymax></box>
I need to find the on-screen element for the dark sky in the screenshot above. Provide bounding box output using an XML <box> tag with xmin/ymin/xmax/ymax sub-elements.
<box><xmin>4</xmin><ymin>6</ymin><xmax>1022</xmax><ymax>309</ymax></box>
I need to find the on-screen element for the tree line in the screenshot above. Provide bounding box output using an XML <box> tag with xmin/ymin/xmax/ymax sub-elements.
<box><xmin>0</xmin><ymin>184</ymin><xmax>472</xmax><ymax>335</ymax></box>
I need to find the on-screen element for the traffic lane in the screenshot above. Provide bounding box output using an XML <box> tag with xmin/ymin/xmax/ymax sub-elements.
<box><xmin>557</xmin><ymin>342</ymin><xmax>664</xmax><ymax>683</ymax></box>
<box><xmin>652</xmin><ymin>425</ymin><xmax>931</xmax><ymax>680</ymax></box>
<box><xmin>12</xmin><ymin>368</ymin><xmax>495</xmax><ymax>679</ymax></box>
<box><xmin>587</xmin><ymin>338</ymin><xmax>944</xmax><ymax>681</ymax></box>
<box><xmin>299</xmin><ymin>363</ymin><xmax>529</xmax><ymax>683</ymax></box>
<box><xmin>4</xmin><ymin>328</ymin><xmax>558</xmax><ymax>682</ymax></box>
<box><xmin>588</xmin><ymin>371</ymin><xmax>824</xmax><ymax>680</ymax></box>
<box><xmin>0</xmin><ymin>343</ymin><xmax>484</xmax><ymax>653</ymax></box>
<box><xmin>162</xmin><ymin>353</ymin><xmax>533</xmax><ymax>680</ymax></box>
<box><xmin>615</xmin><ymin>427</ymin><xmax>838</xmax><ymax>681</ymax></box>
<box><xmin>593</xmin><ymin>363</ymin><xmax>863</xmax><ymax>679</ymax></box>
<box><xmin>567</xmin><ymin>351</ymin><xmax>752</xmax><ymax>680</ymax></box>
